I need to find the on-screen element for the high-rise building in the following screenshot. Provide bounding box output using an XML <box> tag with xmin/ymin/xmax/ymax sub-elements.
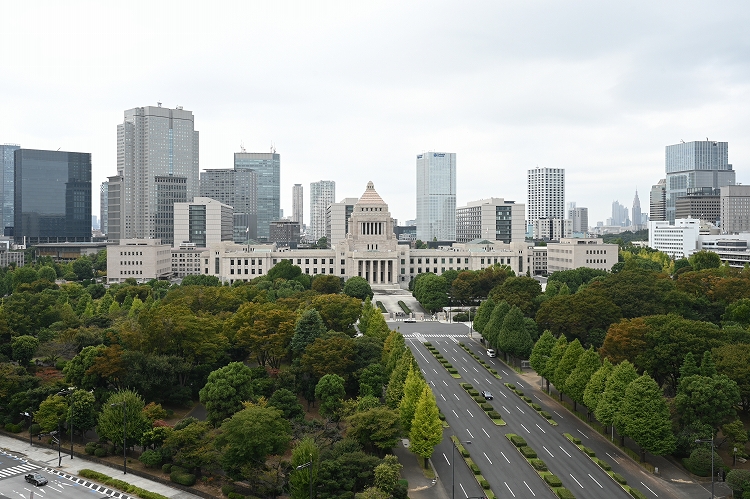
<box><xmin>632</xmin><ymin>190</ymin><xmax>642</xmax><ymax>229</ymax></box>
<box><xmin>100</xmin><ymin>181</ymin><xmax>108</xmax><ymax>235</ymax></box>
<box><xmin>569</xmin><ymin>207</ymin><xmax>589</xmax><ymax>233</ymax></box>
<box><xmin>269</xmin><ymin>220</ymin><xmax>301</xmax><ymax>248</ymax></box>
<box><xmin>112</xmin><ymin>105</ymin><xmax>199</xmax><ymax>241</ymax></box>
<box><xmin>234</xmin><ymin>152</ymin><xmax>280</xmax><ymax>240</ymax></box>
<box><xmin>609</xmin><ymin>200</ymin><xmax>630</xmax><ymax>227</ymax></box>
<box><xmin>327</xmin><ymin>197</ymin><xmax>359</xmax><ymax>245</ymax></box>
<box><xmin>107</xmin><ymin>175</ymin><xmax>123</xmax><ymax>241</ymax></box>
<box><xmin>675</xmin><ymin>187</ymin><xmax>720</xmax><ymax>225</ymax></box>
<box><xmin>721</xmin><ymin>186</ymin><xmax>750</xmax><ymax>234</ymax></box>
<box><xmin>310</xmin><ymin>180</ymin><xmax>335</xmax><ymax>242</ymax></box>
<box><xmin>14</xmin><ymin>149</ymin><xmax>91</xmax><ymax>244</ymax></box>
<box><xmin>154</xmin><ymin>175</ymin><xmax>187</xmax><ymax>246</ymax></box>
<box><xmin>200</xmin><ymin>169</ymin><xmax>258</xmax><ymax>242</ymax></box>
<box><xmin>0</xmin><ymin>144</ymin><xmax>19</xmax><ymax>235</ymax></box>
<box><xmin>665</xmin><ymin>140</ymin><xmax>734</xmax><ymax>223</ymax></box>
<box><xmin>650</xmin><ymin>179</ymin><xmax>666</xmax><ymax>222</ymax></box>
<box><xmin>292</xmin><ymin>184</ymin><xmax>303</xmax><ymax>225</ymax></box>
<box><xmin>174</xmin><ymin>197</ymin><xmax>233</xmax><ymax>248</ymax></box>
<box><xmin>527</xmin><ymin>167</ymin><xmax>565</xmax><ymax>223</ymax></box>
<box><xmin>455</xmin><ymin>198</ymin><xmax>525</xmax><ymax>243</ymax></box>
<box><xmin>416</xmin><ymin>152</ymin><xmax>456</xmax><ymax>241</ymax></box>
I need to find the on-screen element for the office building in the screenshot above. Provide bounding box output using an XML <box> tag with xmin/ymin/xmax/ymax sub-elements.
<box><xmin>665</xmin><ymin>140</ymin><xmax>734</xmax><ymax>223</ymax></box>
<box><xmin>650</xmin><ymin>179</ymin><xmax>666</xmax><ymax>222</ymax></box>
<box><xmin>100</xmin><ymin>181</ymin><xmax>108</xmax><ymax>235</ymax></box>
<box><xmin>292</xmin><ymin>184</ymin><xmax>303</xmax><ymax>225</ymax></box>
<box><xmin>200</xmin><ymin>168</ymin><xmax>258</xmax><ymax>242</ymax></box>
<box><xmin>632</xmin><ymin>190</ymin><xmax>642</xmax><ymax>229</ymax></box>
<box><xmin>154</xmin><ymin>175</ymin><xmax>187</xmax><ymax>246</ymax></box>
<box><xmin>547</xmin><ymin>238</ymin><xmax>618</xmax><ymax>273</ymax></box>
<box><xmin>569</xmin><ymin>207</ymin><xmax>589</xmax><ymax>234</ymax></box>
<box><xmin>107</xmin><ymin>239</ymin><xmax>172</xmax><ymax>283</ymax></box>
<box><xmin>269</xmin><ymin>220</ymin><xmax>301</xmax><ymax>248</ymax></box>
<box><xmin>721</xmin><ymin>185</ymin><xmax>750</xmax><ymax>234</ymax></box>
<box><xmin>674</xmin><ymin>188</ymin><xmax>720</xmax><ymax>226</ymax></box>
<box><xmin>609</xmin><ymin>200</ymin><xmax>630</xmax><ymax>227</ymax></box>
<box><xmin>327</xmin><ymin>197</ymin><xmax>359</xmax><ymax>246</ymax></box>
<box><xmin>533</xmin><ymin>218</ymin><xmax>571</xmax><ymax>240</ymax></box>
<box><xmin>112</xmin><ymin>105</ymin><xmax>199</xmax><ymax>241</ymax></box>
<box><xmin>234</xmin><ymin>152</ymin><xmax>280</xmax><ymax>240</ymax></box>
<box><xmin>310</xmin><ymin>180</ymin><xmax>335</xmax><ymax>242</ymax></box>
<box><xmin>174</xmin><ymin>197</ymin><xmax>233</xmax><ymax>248</ymax></box>
<box><xmin>455</xmin><ymin>198</ymin><xmax>525</xmax><ymax>243</ymax></box>
<box><xmin>416</xmin><ymin>152</ymin><xmax>456</xmax><ymax>241</ymax></box>
<box><xmin>0</xmin><ymin>144</ymin><xmax>19</xmax><ymax>234</ymax></box>
<box><xmin>527</xmin><ymin>167</ymin><xmax>565</xmax><ymax>224</ymax></box>
<box><xmin>14</xmin><ymin>149</ymin><xmax>91</xmax><ymax>244</ymax></box>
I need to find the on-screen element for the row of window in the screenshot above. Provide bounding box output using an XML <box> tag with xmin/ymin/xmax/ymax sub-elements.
<box><xmin>120</xmin><ymin>261</ymin><xmax>142</xmax><ymax>265</ymax></box>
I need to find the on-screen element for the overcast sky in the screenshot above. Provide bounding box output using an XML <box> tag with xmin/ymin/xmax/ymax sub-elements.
<box><xmin>3</xmin><ymin>1</ymin><xmax>750</xmax><ymax>227</ymax></box>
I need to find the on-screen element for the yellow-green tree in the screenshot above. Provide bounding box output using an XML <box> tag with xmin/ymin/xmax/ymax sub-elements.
<box><xmin>409</xmin><ymin>386</ymin><xmax>442</xmax><ymax>468</ymax></box>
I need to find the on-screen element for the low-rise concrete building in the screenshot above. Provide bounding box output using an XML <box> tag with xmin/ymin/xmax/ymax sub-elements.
<box><xmin>107</xmin><ymin>239</ymin><xmax>172</xmax><ymax>284</ymax></box>
<box><xmin>546</xmin><ymin>238</ymin><xmax>618</xmax><ymax>273</ymax></box>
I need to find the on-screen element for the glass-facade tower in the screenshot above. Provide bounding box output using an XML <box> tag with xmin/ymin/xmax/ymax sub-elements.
<box><xmin>0</xmin><ymin>144</ymin><xmax>20</xmax><ymax>234</ymax></box>
<box><xmin>416</xmin><ymin>152</ymin><xmax>456</xmax><ymax>241</ymax></box>
<box><xmin>234</xmin><ymin>152</ymin><xmax>280</xmax><ymax>240</ymax></box>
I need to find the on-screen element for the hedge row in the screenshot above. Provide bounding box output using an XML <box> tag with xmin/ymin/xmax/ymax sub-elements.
<box><xmin>78</xmin><ymin>469</ymin><xmax>170</xmax><ymax>499</ymax></box>
<box><xmin>503</xmin><ymin>382</ymin><xmax>558</xmax><ymax>426</ymax></box>
<box><xmin>457</xmin><ymin>342</ymin><xmax>501</xmax><ymax>379</ymax></box>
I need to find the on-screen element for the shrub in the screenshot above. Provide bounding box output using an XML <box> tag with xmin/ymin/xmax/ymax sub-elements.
<box><xmin>522</xmin><ymin>396</ymin><xmax>532</xmax><ymax>403</ymax></box>
<box><xmin>629</xmin><ymin>488</ymin><xmax>647</xmax><ymax>499</ymax></box>
<box><xmin>489</xmin><ymin>369</ymin><xmax>498</xmax><ymax>375</ymax></box>
<box><xmin>530</xmin><ymin>458</ymin><xmax>547</xmax><ymax>471</ymax></box>
<box><xmin>532</xmin><ymin>403</ymin><xmax>542</xmax><ymax>411</ymax></box>
<box><xmin>228</xmin><ymin>493</ymin><xmax>246</xmax><ymax>499</ymax></box>
<box><xmin>613</xmin><ymin>473</ymin><xmax>627</xmax><ymax>485</ymax></box>
<box><xmin>448</xmin><ymin>369</ymin><xmax>458</xmax><ymax>374</ymax></box>
<box><xmin>4</xmin><ymin>423</ymin><xmax>21</xmax><ymax>432</ymax></box>
<box><xmin>94</xmin><ymin>447</ymin><xmax>108</xmax><ymax>457</ymax></box>
<box><xmin>480</xmin><ymin>478</ymin><xmax>490</xmax><ymax>489</ymax></box>
<box><xmin>162</xmin><ymin>463</ymin><xmax>173</xmax><ymax>474</ymax></box>
<box><xmin>460</xmin><ymin>383</ymin><xmax>473</xmax><ymax>390</ymax></box>
<box><xmin>469</xmin><ymin>462</ymin><xmax>481</xmax><ymax>475</ymax></box>
<box><xmin>572</xmin><ymin>436</ymin><xmax>581</xmax><ymax>445</ymax></box>
<box><xmin>85</xmin><ymin>442</ymin><xmax>97</xmax><ymax>455</ymax></box>
<box><xmin>520</xmin><ymin>446</ymin><xmax>537</xmax><ymax>458</ymax></box>
<box><xmin>461</xmin><ymin>447</ymin><xmax>470</xmax><ymax>458</ymax></box>
<box><xmin>444</xmin><ymin>363</ymin><xmax>453</xmax><ymax>369</ymax></box>
<box><xmin>583</xmin><ymin>447</ymin><xmax>596</xmax><ymax>457</ymax></box>
<box><xmin>506</xmin><ymin>383</ymin><xmax>515</xmax><ymax>390</ymax></box>
<box><xmin>727</xmin><ymin>469</ymin><xmax>750</xmax><ymax>494</ymax></box>
<box><xmin>509</xmin><ymin>434</ymin><xmax>527</xmax><ymax>447</ymax></box>
<box><xmin>480</xmin><ymin>403</ymin><xmax>493</xmax><ymax>411</ymax></box>
<box><xmin>474</xmin><ymin>396</ymin><xmax>485</xmax><ymax>403</ymax></box>
<box><xmin>222</xmin><ymin>484</ymin><xmax>235</xmax><ymax>496</ymax></box>
<box><xmin>30</xmin><ymin>423</ymin><xmax>40</xmax><ymax>436</ymax></box>
<box><xmin>515</xmin><ymin>390</ymin><xmax>524</xmax><ymax>397</ymax></box>
<box><xmin>594</xmin><ymin>458</ymin><xmax>611</xmax><ymax>471</ymax></box>
<box><xmin>170</xmin><ymin>471</ymin><xmax>196</xmax><ymax>486</ymax></box>
<box><xmin>488</xmin><ymin>410</ymin><xmax>502</xmax><ymax>419</ymax></box>
<box><xmin>544</xmin><ymin>474</ymin><xmax>562</xmax><ymax>487</ymax></box>
<box><xmin>685</xmin><ymin>447</ymin><xmax>722</xmax><ymax>477</ymax></box>
<box><xmin>139</xmin><ymin>449</ymin><xmax>162</xmax><ymax>468</ymax></box>
<box><xmin>438</xmin><ymin>413</ymin><xmax>446</xmax><ymax>421</ymax></box>
<box><xmin>468</xmin><ymin>389</ymin><xmax>479</xmax><ymax>397</ymax></box>
<box><xmin>541</xmin><ymin>411</ymin><xmax>553</xmax><ymax>419</ymax></box>
<box><xmin>424</xmin><ymin>342</ymin><xmax>432</xmax><ymax>347</ymax></box>
<box><xmin>556</xmin><ymin>488</ymin><xmax>575</xmax><ymax>499</ymax></box>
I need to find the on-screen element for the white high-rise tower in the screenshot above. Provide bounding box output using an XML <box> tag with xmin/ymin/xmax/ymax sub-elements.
<box><xmin>416</xmin><ymin>152</ymin><xmax>456</xmax><ymax>241</ymax></box>
<box><xmin>292</xmin><ymin>184</ymin><xmax>303</xmax><ymax>225</ymax></box>
<box><xmin>310</xmin><ymin>181</ymin><xmax>335</xmax><ymax>242</ymax></box>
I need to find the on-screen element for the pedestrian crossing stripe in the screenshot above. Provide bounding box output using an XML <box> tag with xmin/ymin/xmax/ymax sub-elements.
<box><xmin>0</xmin><ymin>463</ymin><xmax>38</xmax><ymax>478</ymax></box>
<box><xmin>44</xmin><ymin>468</ymin><xmax>132</xmax><ymax>498</ymax></box>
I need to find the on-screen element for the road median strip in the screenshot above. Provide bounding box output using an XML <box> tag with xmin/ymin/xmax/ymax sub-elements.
<box><xmin>504</xmin><ymin>383</ymin><xmax>558</xmax><ymax>426</ymax></box>
<box><xmin>450</xmin><ymin>435</ymin><xmax>497</xmax><ymax>499</ymax></box>
<box><xmin>459</xmin><ymin>383</ymin><xmax>505</xmax><ymax>426</ymax></box>
<box><xmin>504</xmin><ymin>434</ymin><xmax>576</xmax><ymax>499</ymax></box>
<box><xmin>562</xmin><ymin>433</ymin><xmax>648</xmax><ymax>499</ymax></box>
<box><xmin>424</xmin><ymin>342</ymin><xmax>461</xmax><ymax>378</ymax></box>
<box><xmin>458</xmin><ymin>342</ymin><xmax>502</xmax><ymax>379</ymax></box>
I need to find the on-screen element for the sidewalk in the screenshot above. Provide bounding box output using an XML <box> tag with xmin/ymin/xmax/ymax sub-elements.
<box><xmin>0</xmin><ymin>433</ymin><xmax>202</xmax><ymax>499</ymax></box>
<box><xmin>392</xmin><ymin>440</ymin><xmax>448</xmax><ymax>499</ymax></box>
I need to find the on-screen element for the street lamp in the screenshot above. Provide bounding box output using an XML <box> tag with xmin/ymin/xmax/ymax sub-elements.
<box><xmin>20</xmin><ymin>411</ymin><xmax>33</xmax><ymax>447</ymax></box>
<box><xmin>57</xmin><ymin>387</ymin><xmax>76</xmax><ymax>460</ymax></box>
<box><xmin>452</xmin><ymin>439</ymin><xmax>471</xmax><ymax>499</ymax></box>
<box><xmin>295</xmin><ymin>460</ymin><xmax>313</xmax><ymax>499</ymax></box>
<box><xmin>110</xmin><ymin>402</ymin><xmax>127</xmax><ymax>474</ymax></box>
<box><xmin>695</xmin><ymin>436</ymin><xmax>714</xmax><ymax>499</ymax></box>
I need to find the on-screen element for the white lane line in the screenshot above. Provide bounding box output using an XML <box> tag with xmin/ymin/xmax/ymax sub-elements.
<box><xmin>440</xmin><ymin>394</ymin><xmax>446</xmax><ymax>401</ymax></box>
<box><xmin>430</xmin><ymin>380</ymin><xmax>435</xmax><ymax>386</ymax></box>
<box><xmin>486</xmin><ymin>378</ymin><xmax>493</xmax><ymax>384</ymax></box>
<box><xmin>502</xmin><ymin>406</ymin><xmax>511</xmax><ymax>414</ymax></box>
<box><xmin>484</xmin><ymin>452</ymin><xmax>493</xmax><ymax>464</ymax></box>
<box><xmin>454</xmin><ymin>393</ymin><xmax>460</xmax><ymax>400</ymax></box>
<box><xmin>460</xmin><ymin>483</ymin><xmax>467</xmax><ymax>497</ymax></box>
<box><xmin>461</xmin><ymin>367</ymin><xmax>468</xmax><ymax>372</ymax></box>
<box><xmin>520</xmin><ymin>423</ymin><xmax>531</xmax><ymax>433</ymax></box>
<box><xmin>516</xmin><ymin>381</ymin><xmax>524</xmax><ymax>387</ymax></box>
<box><xmin>443</xmin><ymin>380</ymin><xmax>448</xmax><ymax>386</ymax></box>
<box><xmin>462</xmin><ymin>357</ymin><xmax>468</xmax><ymax>363</ymax></box>
<box><xmin>453</xmin><ymin>409</ymin><xmax>459</xmax><ymax>418</ymax></box>
<box><xmin>504</xmin><ymin>482</ymin><xmax>516</xmax><ymax>497</ymax></box>
<box><xmin>450</xmin><ymin>357</ymin><xmax>457</xmax><ymax>363</ymax></box>
<box><xmin>474</xmin><ymin>378</ymin><xmax>479</xmax><ymax>385</ymax></box>
<box><xmin>554</xmin><ymin>410</ymin><xmax>564</xmax><ymax>419</ymax></box>
<box><xmin>516</xmin><ymin>405</ymin><xmax>525</xmax><ymax>414</ymax></box>
<box><xmin>606</xmin><ymin>452</ymin><xmax>620</xmax><ymax>464</ymax></box>
<box><xmin>501</xmin><ymin>369</ymin><xmax>509</xmax><ymax>375</ymax></box>
<box><xmin>570</xmin><ymin>474</ymin><xmax>584</xmax><ymax>489</ymax></box>
<box><xmin>421</xmin><ymin>369</ymin><xmax>427</xmax><ymax>375</ymax></box>
<box><xmin>501</xmin><ymin>451</ymin><xmax>510</xmax><ymax>463</ymax></box>
<box><xmin>453</xmin><ymin>348</ymin><xmax>458</xmax><ymax>352</ymax></box>
<box><xmin>641</xmin><ymin>481</ymin><xmax>659</xmax><ymax>496</ymax></box>
<box><xmin>482</xmin><ymin>428</ymin><xmax>491</xmax><ymax>438</ymax></box>
<box><xmin>473</xmin><ymin>367</ymin><xmax>479</xmax><ymax>372</ymax></box>
<box><xmin>467</xmin><ymin>409</ymin><xmax>474</xmax><ymax>418</ymax></box>
<box><xmin>443</xmin><ymin>453</ymin><xmax>450</xmax><ymax>464</ymax></box>
<box><xmin>533</xmin><ymin>394</ymin><xmax>541</xmax><ymax>400</ymax></box>
<box><xmin>588</xmin><ymin>474</ymin><xmax>603</xmax><ymax>488</ymax></box>
<box><xmin>577</xmin><ymin>429</ymin><xmax>589</xmax><ymax>439</ymax></box>
<box><xmin>536</xmin><ymin>423</ymin><xmax>546</xmax><ymax>433</ymax></box>
<box><xmin>543</xmin><ymin>446</ymin><xmax>555</xmax><ymax>457</ymax></box>
<box><xmin>559</xmin><ymin>446</ymin><xmax>571</xmax><ymax>457</ymax></box>
<box><xmin>467</xmin><ymin>429</ymin><xmax>475</xmax><ymax>439</ymax></box>
<box><xmin>414</xmin><ymin>346</ymin><xmax>429</xmax><ymax>361</ymax></box>
<box><xmin>523</xmin><ymin>481</ymin><xmax>536</xmax><ymax>496</ymax></box>
<box><xmin>433</xmin><ymin>369</ymin><xmax>439</xmax><ymax>374</ymax></box>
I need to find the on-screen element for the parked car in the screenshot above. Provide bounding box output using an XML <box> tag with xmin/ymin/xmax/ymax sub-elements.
<box><xmin>481</xmin><ymin>390</ymin><xmax>493</xmax><ymax>400</ymax></box>
<box><xmin>486</xmin><ymin>349</ymin><xmax>496</xmax><ymax>358</ymax></box>
<box><xmin>404</xmin><ymin>317</ymin><xmax>416</xmax><ymax>323</ymax></box>
<box><xmin>25</xmin><ymin>473</ymin><xmax>48</xmax><ymax>486</ymax></box>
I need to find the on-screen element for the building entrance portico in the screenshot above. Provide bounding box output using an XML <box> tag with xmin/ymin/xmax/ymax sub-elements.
<box><xmin>357</xmin><ymin>258</ymin><xmax>396</xmax><ymax>284</ymax></box>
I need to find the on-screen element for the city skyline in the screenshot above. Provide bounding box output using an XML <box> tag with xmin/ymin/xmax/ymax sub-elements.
<box><xmin>2</xmin><ymin>2</ymin><xmax>749</xmax><ymax>227</ymax></box>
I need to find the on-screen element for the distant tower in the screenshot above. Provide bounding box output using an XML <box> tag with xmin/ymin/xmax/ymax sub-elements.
<box><xmin>650</xmin><ymin>179</ymin><xmax>666</xmax><ymax>221</ymax></box>
<box><xmin>632</xmin><ymin>190</ymin><xmax>642</xmax><ymax>229</ymax></box>
<box><xmin>292</xmin><ymin>184</ymin><xmax>303</xmax><ymax>225</ymax></box>
<box><xmin>309</xmin><ymin>181</ymin><xmax>335</xmax><ymax>242</ymax></box>
<box><xmin>417</xmin><ymin>152</ymin><xmax>457</xmax><ymax>241</ymax></box>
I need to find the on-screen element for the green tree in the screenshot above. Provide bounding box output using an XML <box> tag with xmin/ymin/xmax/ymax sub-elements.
<box><xmin>472</xmin><ymin>297</ymin><xmax>495</xmax><ymax>336</ymax></box>
<box><xmin>290</xmin><ymin>309</ymin><xmax>327</xmax><ymax>356</ymax></box>
<box><xmin>311</xmin><ymin>294</ymin><xmax>362</xmax><ymax>335</ymax></box>
<box><xmin>343</xmin><ymin>276</ymin><xmax>373</xmax><ymax>300</ymax></box>
<box><xmin>365</xmin><ymin>310</ymin><xmax>391</xmax><ymax>341</ymax></box>
<box><xmin>290</xmin><ymin>437</ymin><xmax>320</xmax><ymax>499</ymax></box>
<box><xmin>482</xmin><ymin>300</ymin><xmax>510</xmax><ymax>349</ymax></box>
<box><xmin>315</xmin><ymin>374</ymin><xmax>346</xmax><ymax>420</ymax></box>
<box><xmin>552</xmin><ymin>338</ymin><xmax>584</xmax><ymax>396</ymax></box>
<box><xmin>385</xmin><ymin>352</ymin><xmax>414</xmax><ymax>409</ymax></box>
<box><xmin>714</xmin><ymin>343</ymin><xmax>750</xmax><ymax>412</ymax></box>
<box><xmin>543</xmin><ymin>335</ymin><xmax>568</xmax><ymax>389</ymax></box>
<box><xmin>689</xmin><ymin>250</ymin><xmax>721</xmax><ymax>271</ymax></box>
<box><xmin>358</xmin><ymin>363</ymin><xmax>388</xmax><ymax>398</ymax></box>
<box><xmin>38</xmin><ymin>266</ymin><xmax>57</xmax><ymax>282</ymax></box>
<box><xmin>617</xmin><ymin>374</ymin><xmax>676</xmax><ymax>460</ymax></box>
<box><xmin>72</xmin><ymin>257</ymin><xmax>95</xmax><ymax>281</ymax></box>
<box><xmin>497</xmin><ymin>306</ymin><xmax>534</xmax><ymax>360</ymax></box>
<box><xmin>68</xmin><ymin>388</ymin><xmax>97</xmax><ymax>439</ymax></box>
<box><xmin>11</xmin><ymin>335</ymin><xmax>39</xmax><ymax>366</ymax></box>
<box><xmin>489</xmin><ymin>276</ymin><xmax>542</xmax><ymax>317</ymax></box>
<box><xmin>583</xmin><ymin>358</ymin><xmax>612</xmax><ymax>414</ymax></box>
<box><xmin>198</xmin><ymin>362</ymin><xmax>255</xmax><ymax>426</ymax></box>
<box><xmin>564</xmin><ymin>347</ymin><xmax>601</xmax><ymax>411</ymax></box>
<box><xmin>162</xmin><ymin>420</ymin><xmax>216</xmax><ymax>472</ymax></box>
<box><xmin>399</xmin><ymin>366</ymin><xmax>426</xmax><ymax>433</ymax></box>
<box><xmin>529</xmin><ymin>330</ymin><xmax>556</xmax><ymax>378</ymax></box>
<box><xmin>35</xmin><ymin>394</ymin><xmax>69</xmax><ymax>432</ymax></box>
<box><xmin>312</xmin><ymin>274</ymin><xmax>342</xmax><ymax>294</ymax></box>
<box><xmin>63</xmin><ymin>345</ymin><xmax>106</xmax><ymax>390</ymax></box>
<box><xmin>316</xmin><ymin>439</ymin><xmax>380</xmax><ymax>498</ymax></box>
<box><xmin>300</xmin><ymin>333</ymin><xmax>356</xmax><ymax>380</ymax></box>
<box><xmin>700</xmin><ymin>350</ymin><xmax>717</xmax><ymax>377</ymax></box>
<box><xmin>413</xmin><ymin>273</ymin><xmax>448</xmax><ymax>312</ymax></box>
<box><xmin>675</xmin><ymin>374</ymin><xmax>741</xmax><ymax>430</ymax></box>
<box><xmin>347</xmin><ymin>406</ymin><xmax>401</xmax><ymax>454</ymax></box>
<box><xmin>215</xmin><ymin>403</ymin><xmax>291</xmax><ymax>479</ymax></box>
<box><xmin>97</xmin><ymin>390</ymin><xmax>151</xmax><ymax>451</ymax></box>
<box><xmin>268</xmin><ymin>388</ymin><xmax>304</xmax><ymax>420</ymax></box>
<box><xmin>374</xmin><ymin>454</ymin><xmax>402</xmax><ymax>496</ymax></box>
<box><xmin>595</xmin><ymin>360</ymin><xmax>638</xmax><ymax>433</ymax></box>
<box><xmin>727</xmin><ymin>469</ymin><xmax>750</xmax><ymax>497</ymax></box>
<box><xmin>409</xmin><ymin>386</ymin><xmax>443</xmax><ymax>468</ymax></box>
<box><xmin>680</xmin><ymin>352</ymin><xmax>700</xmax><ymax>379</ymax></box>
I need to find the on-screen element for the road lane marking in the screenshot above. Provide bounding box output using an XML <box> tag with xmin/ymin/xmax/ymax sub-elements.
<box><xmin>559</xmin><ymin>446</ymin><xmax>571</xmax><ymax>457</ymax></box>
<box><xmin>443</xmin><ymin>380</ymin><xmax>448</xmax><ymax>386</ymax></box>
<box><xmin>453</xmin><ymin>410</ymin><xmax>459</xmax><ymax>418</ymax></box>
<box><xmin>499</xmin><ymin>391</ymin><xmax>507</xmax><ymax>398</ymax></box>
<box><xmin>577</xmin><ymin>429</ymin><xmax>589</xmax><ymax>439</ymax></box>
<box><xmin>433</xmin><ymin>369</ymin><xmax>439</xmax><ymax>374</ymax></box>
<box><xmin>503</xmin><ymin>406</ymin><xmax>511</xmax><ymax>414</ymax></box>
<box><xmin>473</xmin><ymin>378</ymin><xmax>479</xmax><ymax>384</ymax></box>
<box><xmin>486</xmin><ymin>378</ymin><xmax>492</xmax><ymax>384</ymax></box>
<box><xmin>504</xmin><ymin>482</ymin><xmax>516</xmax><ymax>497</ymax></box>
<box><xmin>524</xmin><ymin>481</ymin><xmax>536</xmax><ymax>496</ymax></box>
<box><xmin>543</xmin><ymin>446</ymin><xmax>555</xmax><ymax>457</ymax></box>
<box><xmin>588</xmin><ymin>474</ymin><xmax>603</xmax><ymax>488</ymax></box>
<box><xmin>430</xmin><ymin>380</ymin><xmax>435</xmax><ymax>386</ymax></box>
<box><xmin>606</xmin><ymin>452</ymin><xmax>619</xmax><ymax>464</ymax></box>
<box><xmin>516</xmin><ymin>405</ymin><xmax>525</xmax><ymax>414</ymax></box>
<box><xmin>554</xmin><ymin>410</ymin><xmax>564</xmax><ymax>419</ymax></box>
<box><xmin>501</xmin><ymin>369</ymin><xmax>509</xmax><ymax>375</ymax></box>
<box><xmin>443</xmin><ymin>453</ymin><xmax>450</xmax><ymax>464</ymax></box>
<box><xmin>454</xmin><ymin>393</ymin><xmax>460</xmax><ymax>400</ymax></box>
<box><xmin>484</xmin><ymin>452</ymin><xmax>493</xmax><ymax>464</ymax></box>
<box><xmin>473</xmin><ymin>367</ymin><xmax>479</xmax><ymax>372</ymax></box>
<box><xmin>421</xmin><ymin>369</ymin><xmax>427</xmax><ymax>375</ymax></box>
<box><xmin>467</xmin><ymin>429</ymin><xmax>474</xmax><ymax>439</ymax></box>
<box><xmin>450</xmin><ymin>356</ymin><xmax>456</xmax><ymax>363</ymax></box>
<box><xmin>467</xmin><ymin>409</ymin><xmax>474</xmax><ymax>417</ymax></box>
<box><xmin>535</xmin><ymin>423</ymin><xmax>546</xmax><ymax>433</ymax></box>
<box><xmin>516</xmin><ymin>381</ymin><xmax>524</xmax><ymax>387</ymax></box>
<box><xmin>641</xmin><ymin>481</ymin><xmax>658</xmax><ymax>496</ymax></box>
<box><xmin>460</xmin><ymin>483</ymin><xmax>468</xmax><ymax>497</ymax></box>
<box><xmin>440</xmin><ymin>394</ymin><xmax>446</xmax><ymax>401</ymax></box>
<box><xmin>520</xmin><ymin>423</ymin><xmax>531</xmax><ymax>433</ymax></box>
<box><xmin>570</xmin><ymin>474</ymin><xmax>584</xmax><ymax>488</ymax></box>
<box><xmin>461</xmin><ymin>367</ymin><xmax>468</xmax><ymax>372</ymax></box>
<box><xmin>482</xmin><ymin>428</ymin><xmax>490</xmax><ymax>438</ymax></box>
<box><xmin>501</xmin><ymin>452</ymin><xmax>510</xmax><ymax>463</ymax></box>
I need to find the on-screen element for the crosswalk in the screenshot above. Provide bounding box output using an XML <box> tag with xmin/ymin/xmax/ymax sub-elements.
<box><xmin>0</xmin><ymin>461</ymin><xmax>38</xmax><ymax>479</ymax></box>
<box><xmin>403</xmin><ymin>333</ymin><xmax>464</xmax><ymax>339</ymax></box>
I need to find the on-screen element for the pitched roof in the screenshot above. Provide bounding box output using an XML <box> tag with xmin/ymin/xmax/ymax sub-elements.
<box><xmin>357</xmin><ymin>181</ymin><xmax>386</xmax><ymax>205</ymax></box>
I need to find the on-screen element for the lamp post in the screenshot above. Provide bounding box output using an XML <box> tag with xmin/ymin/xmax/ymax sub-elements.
<box><xmin>695</xmin><ymin>436</ymin><xmax>714</xmax><ymax>499</ymax></box>
<box><xmin>110</xmin><ymin>402</ymin><xmax>127</xmax><ymax>474</ymax></box>
<box><xmin>57</xmin><ymin>387</ymin><xmax>76</xmax><ymax>460</ymax></box>
<box><xmin>452</xmin><ymin>439</ymin><xmax>471</xmax><ymax>499</ymax></box>
<box><xmin>295</xmin><ymin>460</ymin><xmax>313</xmax><ymax>499</ymax></box>
<box><xmin>21</xmin><ymin>411</ymin><xmax>33</xmax><ymax>447</ymax></box>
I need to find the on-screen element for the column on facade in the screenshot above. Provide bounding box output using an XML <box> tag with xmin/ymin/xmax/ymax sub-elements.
<box><xmin>373</xmin><ymin>259</ymin><xmax>379</xmax><ymax>284</ymax></box>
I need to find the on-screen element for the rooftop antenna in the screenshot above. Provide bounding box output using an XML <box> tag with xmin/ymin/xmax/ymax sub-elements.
<box><xmin>240</xmin><ymin>141</ymin><xmax>246</xmax><ymax>153</ymax></box>
<box><xmin>680</xmin><ymin>139</ymin><xmax>685</xmax><ymax>143</ymax></box>
<box><xmin>270</xmin><ymin>142</ymin><xmax>276</xmax><ymax>154</ymax></box>
<box><xmin>157</xmin><ymin>102</ymin><xmax>162</xmax><ymax>107</ymax></box>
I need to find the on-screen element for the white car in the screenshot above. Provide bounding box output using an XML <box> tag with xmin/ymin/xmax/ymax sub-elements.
<box><xmin>486</xmin><ymin>349</ymin><xmax>496</xmax><ymax>358</ymax></box>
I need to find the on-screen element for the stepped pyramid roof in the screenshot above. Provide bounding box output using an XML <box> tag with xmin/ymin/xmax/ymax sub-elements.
<box><xmin>357</xmin><ymin>181</ymin><xmax>386</xmax><ymax>206</ymax></box>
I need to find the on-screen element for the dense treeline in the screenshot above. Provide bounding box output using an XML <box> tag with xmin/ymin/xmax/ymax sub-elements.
<box><xmin>0</xmin><ymin>253</ymin><xmax>441</xmax><ymax>499</ymax></box>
